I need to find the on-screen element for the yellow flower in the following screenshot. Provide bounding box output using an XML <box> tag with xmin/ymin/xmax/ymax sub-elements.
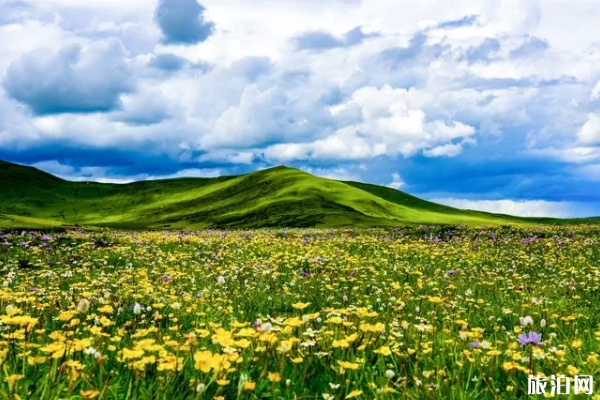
<box><xmin>291</xmin><ymin>302</ymin><xmax>311</xmax><ymax>310</ymax></box>
<box><xmin>346</xmin><ymin>389</ymin><xmax>363</xmax><ymax>399</ymax></box>
<box><xmin>243</xmin><ymin>381</ymin><xmax>256</xmax><ymax>391</ymax></box>
<box><xmin>284</xmin><ymin>317</ymin><xmax>305</xmax><ymax>327</ymax></box>
<box><xmin>4</xmin><ymin>374</ymin><xmax>25</xmax><ymax>384</ymax></box>
<box><xmin>268</xmin><ymin>372</ymin><xmax>282</xmax><ymax>382</ymax></box>
<box><xmin>567</xmin><ymin>365</ymin><xmax>579</xmax><ymax>375</ymax></box>
<box><xmin>80</xmin><ymin>390</ymin><xmax>100</xmax><ymax>399</ymax></box>
<box><xmin>98</xmin><ymin>305</ymin><xmax>114</xmax><ymax>314</ymax></box>
<box><xmin>429</xmin><ymin>296</ymin><xmax>444</xmax><ymax>304</ymax></box>
<box><xmin>337</xmin><ymin>361</ymin><xmax>360</xmax><ymax>370</ymax></box>
<box><xmin>332</xmin><ymin>339</ymin><xmax>349</xmax><ymax>348</ymax></box>
<box><xmin>56</xmin><ymin>310</ymin><xmax>77</xmax><ymax>322</ymax></box>
<box><xmin>375</xmin><ymin>346</ymin><xmax>392</xmax><ymax>356</ymax></box>
<box><xmin>571</xmin><ymin>339</ymin><xmax>582</xmax><ymax>350</ymax></box>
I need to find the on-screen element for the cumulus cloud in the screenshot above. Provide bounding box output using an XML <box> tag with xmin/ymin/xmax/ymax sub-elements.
<box><xmin>429</xmin><ymin>198</ymin><xmax>596</xmax><ymax>218</ymax></box>
<box><xmin>4</xmin><ymin>38</ymin><xmax>133</xmax><ymax>115</ymax></box>
<box><xmin>387</xmin><ymin>173</ymin><xmax>405</xmax><ymax>189</ymax></box>
<box><xmin>294</xmin><ymin>26</ymin><xmax>378</xmax><ymax>51</ymax></box>
<box><xmin>155</xmin><ymin>0</ymin><xmax>214</xmax><ymax>45</ymax></box>
<box><xmin>264</xmin><ymin>85</ymin><xmax>475</xmax><ymax>162</ymax></box>
<box><xmin>0</xmin><ymin>0</ymin><xmax>599</xmax><ymax>215</ymax></box>
<box><xmin>578</xmin><ymin>114</ymin><xmax>600</xmax><ymax>146</ymax></box>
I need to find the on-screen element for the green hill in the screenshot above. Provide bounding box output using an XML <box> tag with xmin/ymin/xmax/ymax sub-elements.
<box><xmin>0</xmin><ymin>159</ymin><xmax>596</xmax><ymax>229</ymax></box>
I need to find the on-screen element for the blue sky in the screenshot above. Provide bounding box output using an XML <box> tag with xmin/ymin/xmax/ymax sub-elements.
<box><xmin>1</xmin><ymin>0</ymin><xmax>600</xmax><ymax>218</ymax></box>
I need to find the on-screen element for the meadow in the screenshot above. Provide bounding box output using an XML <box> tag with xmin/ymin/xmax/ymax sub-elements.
<box><xmin>1</xmin><ymin>225</ymin><xmax>599</xmax><ymax>399</ymax></box>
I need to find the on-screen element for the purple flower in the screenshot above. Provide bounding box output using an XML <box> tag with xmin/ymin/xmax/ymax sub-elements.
<box><xmin>517</xmin><ymin>331</ymin><xmax>542</xmax><ymax>346</ymax></box>
<box><xmin>445</xmin><ymin>269</ymin><xmax>457</xmax><ymax>276</ymax></box>
<box><xmin>41</xmin><ymin>235</ymin><xmax>52</xmax><ymax>242</ymax></box>
<box><xmin>469</xmin><ymin>341</ymin><xmax>480</xmax><ymax>348</ymax></box>
<box><xmin>161</xmin><ymin>276</ymin><xmax>172</xmax><ymax>283</ymax></box>
<box><xmin>300</xmin><ymin>270</ymin><xmax>310</xmax><ymax>278</ymax></box>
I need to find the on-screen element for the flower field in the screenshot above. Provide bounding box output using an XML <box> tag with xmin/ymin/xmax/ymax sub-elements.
<box><xmin>1</xmin><ymin>225</ymin><xmax>599</xmax><ymax>399</ymax></box>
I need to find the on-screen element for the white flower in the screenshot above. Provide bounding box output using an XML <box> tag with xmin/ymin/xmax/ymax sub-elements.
<box><xmin>133</xmin><ymin>303</ymin><xmax>143</xmax><ymax>315</ymax></box>
<box><xmin>540</xmin><ymin>319</ymin><xmax>547</xmax><ymax>328</ymax></box>
<box><xmin>519</xmin><ymin>316</ymin><xmax>534</xmax><ymax>326</ymax></box>
<box><xmin>217</xmin><ymin>276</ymin><xmax>226</xmax><ymax>285</ymax></box>
<box><xmin>5</xmin><ymin>305</ymin><xmax>15</xmax><ymax>316</ymax></box>
<box><xmin>84</xmin><ymin>347</ymin><xmax>97</xmax><ymax>356</ymax></box>
<box><xmin>94</xmin><ymin>351</ymin><xmax>102</xmax><ymax>359</ymax></box>
<box><xmin>385</xmin><ymin>369</ymin><xmax>395</xmax><ymax>379</ymax></box>
<box><xmin>329</xmin><ymin>383</ymin><xmax>340</xmax><ymax>390</ymax></box>
<box><xmin>171</xmin><ymin>302</ymin><xmax>180</xmax><ymax>311</ymax></box>
<box><xmin>261</xmin><ymin>322</ymin><xmax>273</xmax><ymax>332</ymax></box>
<box><xmin>77</xmin><ymin>299</ymin><xmax>90</xmax><ymax>313</ymax></box>
<box><xmin>196</xmin><ymin>383</ymin><xmax>205</xmax><ymax>393</ymax></box>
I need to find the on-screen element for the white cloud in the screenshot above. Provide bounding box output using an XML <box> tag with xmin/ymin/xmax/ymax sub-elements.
<box><xmin>0</xmin><ymin>0</ymin><xmax>598</xmax><ymax>213</ymax></box>
<box><xmin>429</xmin><ymin>198</ymin><xmax>596</xmax><ymax>218</ymax></box>
<box><xmin>387</xmin><ymin>173</ymin><xmax>405</xmax><ymax>189</ymax></box>
<box><xmin>577</xmin><ymin>113</ymin><xmax>600</xmax><ymax>146</ymax></box>
<box><xmin>264</xmin><ymin>85</ymin><xmax>476</xmax><ymax>161</ymax></box>
<box><xmin>302</xmin><ymin>166</ymin><xmax>362</xmax><ymax>181</ymax></box>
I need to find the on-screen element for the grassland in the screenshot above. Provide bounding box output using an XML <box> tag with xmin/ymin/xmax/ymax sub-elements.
<box><xmin>1</xmin><ymin>160</ymin><xmax>597</xmax><ymax>230</ymax></box>
<box><xmin>1</xmin><ymin>225</ymin><xmax>599</xmax><ymax>399</ymax></box>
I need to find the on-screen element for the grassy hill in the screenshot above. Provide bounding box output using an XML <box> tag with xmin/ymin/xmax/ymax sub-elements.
<box><xmin>0</xmin><ymin>159</ymin><xmax>596</xmax><ymax>229</ymax></box>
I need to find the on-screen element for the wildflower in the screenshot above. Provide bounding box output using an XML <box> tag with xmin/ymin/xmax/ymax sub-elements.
<box><xmin>519</xmin><ymin>316</ymin><xmax>534</xmax><ymax>326</ymax></box>
<box><xmin>132</xmin><ymin>303</ymin><xmax>143</xmax><ymax>315</ymax></box>
<box><xmin>171</xmin><ymin>302</ymin><xmax>180</xmax><ymax>311</ymax></box>
<box><xmin>517</xmin><ymin>331</ymin><xmax>542</xmax><ymax>346</ymax></box>
<box><xmin>83</xmin><ymin>347</ymin><xmax>97</xmax><ymax>356</ymax></box>
<box><xmin>346</xmin><ymin>390</ymin><xmax>362</xmax><ymax>399</ymax></box>
<box><xmin>385</xmin><ymin>370</ymin><xmax>395</xmax><ymax>379</ymax></box>
<box><xmin>268</xmin><ymin>372</ymin><xmax>282</xmax><ymax>382</ymax></box>
<box><xmin>261</xmin><ymin>322</ymin><xmax>273</xmax><ymax>332</ymax></box>
<box><xmin>196</xmin><ymin>383</ymin><xmax>205</xmax><ymax>393</ymax></box>
<box><xmin>540</xmin><ymin>319</ymin><xmax>547</xmax><ymax>328</ymax></box>
<box><xmin>292</xmin><ymin>302</ymin><xmax>311</xmax><ymax>310</ymax></box>
<box><xmin>217</xmin><ymin>275</ymin><xmax>226</xmax><ymax>284</ymax></box>
<box><xmin>77</xmin><ymin>299</ymin><xmax>90</xmax><ymax>313</ymax></box>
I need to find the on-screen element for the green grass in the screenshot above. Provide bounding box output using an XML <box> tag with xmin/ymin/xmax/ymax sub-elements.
<box><xmin>1</xmin><ymin>226</ymin><xmax>600</xmax><ymax>399</ymax></box>
<box><xmin>0</xmin><ymin>159</ymin><xmax>597</xmax><ymax>229</ymax></box>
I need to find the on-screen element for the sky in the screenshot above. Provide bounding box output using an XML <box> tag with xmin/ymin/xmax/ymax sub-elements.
<box><xmin>1</xmin><ymin>0</ymin><xmax>599</xmax><ymax>218</ymax></box>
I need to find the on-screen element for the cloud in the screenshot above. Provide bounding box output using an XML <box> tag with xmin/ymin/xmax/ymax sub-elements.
<box><xmin>4</xmin><ymin>38</ymin><xmax>133</xmax><ymax>115</ymax></box>
<box><xmin>463</xmin><ymin>37</ymin><xmax>501</xmax><ymax>64</ymax></box>
<box><xmin>263</xmin><ymin>85</ymin><xmax>476</xmax><ymax>162</ymax></box>
<box><xmin>387</xmin><ymin>173</ymin><xmax>405</xmax><ymax>189</ymax></box>
<box><xmin>294</xmin><ymin>26</ymin><xmax>378</xmax><ymax>51</ymax></box>
<box><xmin>429</xmin><ymin>198</ymin><xmax>596</xmax><ymax>218</ymax></box>
<box><xmin>110</xmin><ymin>88</ymin><xmax>172</xmax><ymax>126</ymax></box>
<box><xmin>436</xmin><ymin>15</ymin><xmax>479</xmax><ymax>29</ymax></box>
<box><xmin>0</xmin><ymin>1</ymin><xmax>600</xmax><ymax>216</ymax></box>
<box><xmin>578</xmin><ymin>114</ymin><xmax>600</xmax><ymax>146</ymax></box>
<box><xmin>509</xmin><ymin>36</ymin><xmax>549</xmax><ymax>59</ymax></box>
<box><xmin>155</xmin><ymin>0</ymin><xmax>214</xmax><ymax>45</ymax></box>
<box><xmin>148</xmin><ymin>53</ymin><xmax>188</xmax><ymax>71</ymax></box>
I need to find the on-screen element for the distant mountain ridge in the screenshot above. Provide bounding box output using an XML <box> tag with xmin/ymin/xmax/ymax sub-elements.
<box><xmin>0</xmin><ymin>159</ymin><xmax>596</xmax><ymax>229</ymax></box>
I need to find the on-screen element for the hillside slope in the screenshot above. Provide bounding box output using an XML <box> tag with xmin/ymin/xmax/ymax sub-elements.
<box><xmin>0</xmin><ymin>160</ymin><xmax>593</xmax><ymax>229</ymax></box>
